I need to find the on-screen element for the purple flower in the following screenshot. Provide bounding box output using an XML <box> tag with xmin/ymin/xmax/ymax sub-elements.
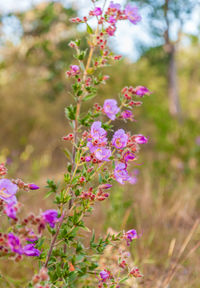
<box><xmin>108</xmin><ymin>16</ymin><xmax>117</xmax><ymax>24</ymax></box>
<box><xmin>42</xmin><ymin>209</ymin><xmax>59</xmax><ymax>228</ymax></box>
<box><xmin>112</xmin><ymin>129</ymin><xmax>128</xmax><ymax>149</ymax></box>
<box><xmin>123</xmin><ymin>151</ymin><xmax>135</xmax><ymax>162</ymax></box>
<box><xmin>87</xmin><ymin>121</ymin><xmax>107</xmax><ymax>152</ymax></box>
<box><xmin>4</xmin><ymin>203</ymin><xmax>17</xmax><ymax>220</ymax></box>
<box><xmin>94</xmin><ymin>147</ymin><xmax>111</xmax><ymax>162</ymax></box>
<box><xmin>109</xmin><ymin>1</ymin><xmax>121</xmax><ymax>11</ymax></box>
<box><xmin>8</xmin><ymin>233</ymin><xmax>40</xmax><ymax>256</ymax></box>
<box><xmin>93</xmin><ymin>7</ymin><xmax>102</xmax><ymax>16</ymax></box>
<box><xmin>196</xmin><ymin>136</ymin><xmax>200</xmax><ymax>146</ymax></box>
<box><xmin>0</xmin><ymin>179</ymin><xmax>18</xmax><ymax>205</ymax></box>
<box><xmin>99</xmin><ymin>184</ymin><xmax>112</xmax><ymax>190</ymax></box>
<box><xmin>100</xmin><ymin>270</ymin><xmax>110</xmax><ymax>281</ymax></box>
<box><xmin>26</xmin><ymin>231</ymin><xmax>38</xmax><ymax>243</ymax></box>
<box><xmin>114</xmin><ymin>162</ymin><xmax>130</xmax><ymax>184</ymax></box>
<box><xmin>135</xmin><ymin>86</ymin><xmax>150</xmax><ymax>96</ymax></box>
<box><xmin>124</xmin><ymin>229</ymin><xmax>138</xmax><ymax>246</ymax></box>
<box><xmin>125</xmin><ymin>4</ymin><xmax>141</xmax><ymax>24</ymax></box>
<box><xmin>90</xmin><ymin>121</ymin><xmax>107</xmax><ymax>143</ymax></box>
<box><xmin>23</xmin><ymin>244</ymin><xmax>41</xmax><ymax>257</ymax></box>
<box><xmin>85</xmin><ymin>156</ymin><xmax>91</xmax><ymax>162</ymax></box>
<box><xmin>128</xmin><ymin>176</ymin><xmax>137</xmax><ymax>185</ymax></box>
<box><xmin>103</xmin><ymin>99</ymin><xmax>120</xmax><ymax>120</ymax></box>
<box><xmin>134</xmin><ymin>134</ymin><xmax>148</xmax><ymax>144</ymax></box>
<box><xmin>28</xmin><ymin>183</ymin><xmax>40</xmax><ymax>190</ymax></box>
<box><xmin>70</xmin><ymin>65</ymin><xmax>80</xmax><ymax>73</ymax></box>
<box><xmin>121</xmin><ymin>110</ymin><xmax>134</xmax><ymax>120</ymax></box>
<box><xmin>8</xmin><ymin>233</ymin><xmax>23</xmax><ymax>255</ymax></box>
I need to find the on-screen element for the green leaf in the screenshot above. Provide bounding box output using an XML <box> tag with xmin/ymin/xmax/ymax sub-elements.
<box><xmin>75</xmin><ymin>150</ymin><xmax>81</xmax><ymax>164</ymax></box>
<box><xmin>87</xmin><ymin>24</ymin><xmax>94</xmax><ymax>34</ymax></box>
<box><xmin>83</xmin><ymin>93</ymin><xmax>96</xmax><ymax>102</ymax></box>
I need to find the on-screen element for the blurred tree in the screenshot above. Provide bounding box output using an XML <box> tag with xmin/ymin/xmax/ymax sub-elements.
<box><xmin>131</xmin><ymin>0</ymin><xmax>199</xmax><ymax>118</ymax></box>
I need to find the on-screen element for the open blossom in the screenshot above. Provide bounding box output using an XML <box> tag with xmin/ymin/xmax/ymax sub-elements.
<box><xmin>23</xmin><ymin>244</ymin><xmax>41</xmax><ymax>257</ymax></box>
<box><xmin>94</xmin><ymin>147</ymin><xmax>111</xmax><ymax>162</ymax></box>
<box><xmin>90</xmin><ymin>121</ymin><xmax>107</xmax><ymax>143</ymax></box>
<box><xmin>66</xmin><ymin>65</ymin><xmax>80</xmax><ymax>77</ymax></box>
<box><xmin>129</xmin><ymin>175</ymin><xmax>137</xmax><ymax>184</ymax></box>
<box><xmin>124</xmin><ymin>4</ymin><xmax>142</xmax><ymax>25</ymax></box>
<box><xmin>108</xmin><ymin>16</ymin><xmax>117</xmax><ymax>24</ymax></box>
<box><xmin>114</xmin><ymin>162</ymin><xmax>130</xmax><ymax>184</ymax></box>
<box><xmin>121</xmin><ymin>110</ymin><xmax>134</xmax><ymax>120</ymax></box>
<box><xmin>0</xmin><ymin>179</ymin><xmax>18</xmax><ymax>205</ymax></box>
<box><xmin>112</xmin><ymin>129</ymin><xmax>128</xmax><ymax>149</ymax></box>
<box><xmin>70</xmin><ymin>65</ymin><xmax>80</xmax><ymax>74</ymax></box>
<box><xmin>103</xmin><ymin>99</ymin><xmax>120</xmax><ymax>120</ymax></box>
<box><xmin>8</xmin><ymin>233</ymin><xmax>40</xmax><ymax>256</ymax></box>
<box><xmin>8</xmin><ymin>233</ymin><xmax>23</xmax><ymax>254</ymax></box>
<box><xmin>109</xmin><ymin>1</ymin><xmax>121</xmax><ymax>11</ymax></box>
<box><xmin>93</xmin><ymin>7</ymin><xmax>102</xmax><ymax>16</ymax></box>
<box><xmin>123</xmin><ymin>150</ymin><xmax>135</xmax><ymax>162</ymax></box>
<box><xmin>4</xmin><ymin>203</ymin><xmax>17</xmax><ymax>220</ymax></box>
<box><xmin>42</xmin><ymin>209</ymin><xmax>59</xmax><ymax>228</ymax></box>
<box><xmin>100</xmin><ymin>270</ymin><xmax>110</xmax><ymax>281</ymax></box>
<box><xmin>134</xmin><ymin>134</ymin><xmax>148</xmax><ymax>144</ymax></box>
<box><xmin>124</xmin><ymin>229</ymin><xmax>138</xmax><ymax>246</ymax></box>
<box><xmin>135</xmin><ymin>86</ymin><xmax>150</xmax><ymax>96</ymax></box>
<box><xmin>87</xmin><ymin>121</ymin><xmax>107</xmax><ymax>152</ymax></box>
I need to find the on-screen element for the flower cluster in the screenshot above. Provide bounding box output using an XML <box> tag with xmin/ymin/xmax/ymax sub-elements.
<box><xmin>0</xmin><ymin>1</ymin><xmax>150</xmax><ymax>287</ymax></box>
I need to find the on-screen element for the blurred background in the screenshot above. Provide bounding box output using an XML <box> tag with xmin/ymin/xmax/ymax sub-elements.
<box><xmin>0</xmin><ymin>0</ymin><xmax>200</xmax><ymax>287</ymax></box>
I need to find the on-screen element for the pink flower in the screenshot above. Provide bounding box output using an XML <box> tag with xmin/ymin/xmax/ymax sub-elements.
<box><xmin>129</xmin><ymin>176</ymin><xmax>137</xmax><ymax>184</ymax></box>
<box><xmin>109</xmin><ymin>1</ymin><xmax>121</xmax><ymax>11</ymax></box>
<box><xmin>93</xmin><ymin>7</ymin><xmax>102</xmax><ymax>16</ymax></box>
<box><xmin>87</xmin><ymin>121</ymin><xmax>107</xmax><ymax>152</ymax></box>
<box><xmin>123</xmin><ymin>151</ymin><xmax>135</xmax><ymax>162</ymax></box>
<box><xmin>23</xmin><ymin>244</ymin><xmax>41</xmax><ymax>257</ymax></box>
<box><xmin>135</xmin><ymin>86</ymin><xmax>150</xmax><ymax>96</ymax></box>
<box><xmin>28</xmin><ymin>183</ymin><xmax>40</xmax><ymax>190</ymax></box>
<box><xmin>99</xmin><ymin>184</ymin><xmax>112</xmax><ymax>190</ymax></box>
<box><xmin>124</xmin><ymin>4</ymin><xmax>141</xmax><ymax>25</ymax></box>
<box><xmin>7</xmin><ymin>233</ymin><xmax>40</xmax><ymax>256</ymax></box>
<box><xmin>0</xmin><ymin>179</ymin><xmax>17</xmax><ymax>205</ymax></box>
<box><xmin>4</xmin><ymin>203</ymin><xmax>17</xmax><ymax>220</ymax></box>
<box><xmin>114</xmin><ymin>162</ymin><xmax>130</xmax><ymax>184</ymax></box>
<box><xmin>108</xmin><ymin>16</ymin><xmax>117</xmax><ymax>24</ymax></box>
<box><xmin>124</xmin><ymin>229</ymin><xmax>138</xmax><ymax>246</ymax></box>
<box><xmin>112</xmin><ymin>129</ymin><xmax>128</xmax><ymax>149</ymax></box>
<box><xmin>85</xmin><ymin>156</ymin><xmax>91</xmax><ymax>162</ymax></box>
<box><xmin>66</xmin><ymin>65</ymin><xmax>80</xmax><ymax>77</ymax></box>
<box><xmin>94</xmin><ymin>147</ymin><xmax>111</xmax><ymax>162</ymax></box>
<box><xmin>134</xmin><ymin>135</ymin><xmax>148</xmax><ymax>144</ymax></box>
<box><xmin>121</xmin><ymin>110</ymin><xmax>134</xmax><ymax>120</ymax></box>
<box><xmin>103</xmin><ymin>99</ymin><xmax>120</xmax><ymax>120</ymax></box>
<box><xmin>90</xmin><ymin>121</ymin><xmax>107</xmax><ymax>143</ymax></box>
<box><xmin>8</xmin><ymin>233</ymin><xmax>23</xmax><ymax>254</ymax></box>
<box><xmin>100</xmin><ymin>270</ymin><xmax>110</xmax><ymax>281</ymax></box>
<box><xmin>42</xmin><ymin>209</ymin><xmax>59</xmax><ymax>228</ymax></box>
<box><xmin>71</xmin><ymin>65</ymin><xmax>80</xmax><ymax>73</ymax></box>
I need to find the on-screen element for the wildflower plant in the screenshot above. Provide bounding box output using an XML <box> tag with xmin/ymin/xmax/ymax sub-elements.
<box><xmin>0</xmin><ymin>1</ymin><xmax>151</xmax><ymax>287</ymax></box>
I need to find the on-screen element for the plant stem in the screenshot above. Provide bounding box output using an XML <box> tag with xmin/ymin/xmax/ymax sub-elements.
<box><xmin>44</xmin><ymin>212</ymin><xmax>65</xmax><ymax>268</ymax></box>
